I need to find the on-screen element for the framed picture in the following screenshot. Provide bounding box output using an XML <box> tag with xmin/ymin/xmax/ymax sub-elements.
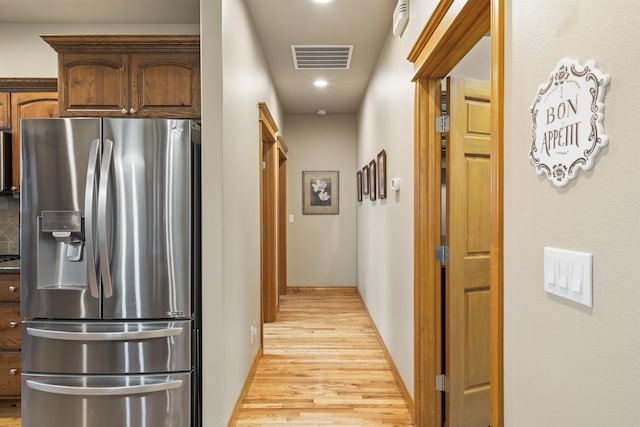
<box><xmin>357</xmin><ymin>170</ymin><xmax>363</xmax><ymax>202</ymax></box>
<box><xmin>369</xmin><ymin>159</ymin><xmax>377</xmax><ymax>201</ymax></box>
<box><xmin>302</xmin><ymin>170</ymin><xmax>339</xmax><ymax>215</ymax></box>
<box><xmin>377</xmin><ymin>149</ymin><xmax>387</xmax><ymax>199</ymax></box>
<box><xmin>362</xmin><ymin>165</ymin><xmax>370</xmax><ymax>195</ymax></box>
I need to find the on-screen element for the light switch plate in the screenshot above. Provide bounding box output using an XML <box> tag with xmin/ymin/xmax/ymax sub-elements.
<box><xmin>544</xmin><ymin>247</ymin><xmax>593</xmax><ymax>307</ymax></box>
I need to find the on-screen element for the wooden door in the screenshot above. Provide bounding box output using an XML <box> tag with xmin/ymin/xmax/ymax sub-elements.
<box><xmin>130</xmin><ymin>53</ymin><xmax>201</xmax><ymax>118</ymax></box>
<box><xmin>59</xmin><ymin>53</ymin><xmax>128</xmax><ymax>117</ymax></box>
<box><xmin>10</xmin><ymin>92</ymin><xmax>58</xmax><ymax>190</ymax></box>
<box><xmin>445</xmin><ymin>77</ymin><xmax>491</xmax><ymax>427</ymax></box>
<box><xmin>259</xmin><ymin>104</ymin><xmax>279</xmax><ymax>324</ymax></box>
<box><xmin>261</xmin><ymin>137</ymin><xmax>277</xmax><ymax>323</ymax></box>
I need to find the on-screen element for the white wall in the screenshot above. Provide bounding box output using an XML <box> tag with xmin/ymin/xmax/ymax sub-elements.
<box><xmin>201</xmin><ymin>0</ymin><xmax>283</xmax><ymax>424</ymax></box>
<box><xmin>285</xmin><ymin>114</ymin><xmax>357</xmax><ymax>286</ymax></box>
<box><xmin>356</xmin><ymin>0</ymin><xmax>439</xmax><ymax>399</ymax></box>
<box><xmin>0</xmin><ymin>23</ymin><xmax>198</xmax><ymax>76</ymax></box>
<box><xmin>505</xmin><ymin>1</ymin><xmax>640</xmax><ymax>426</ymax></box>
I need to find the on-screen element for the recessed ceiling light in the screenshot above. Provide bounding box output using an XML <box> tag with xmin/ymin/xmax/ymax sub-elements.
<box><xmin>313</xmin><ymin>79</ymin><xmax>328</xmax><ymax>88</ymax></box>
<box><xmin>317</xmin><ymin>109</ymin><xmax>327</xmax><ymax>116</ymax></box>
<box><xmin>313</xmin><ymin>0</ymin><xmax>333</xmax><ymax>3</ymax></box>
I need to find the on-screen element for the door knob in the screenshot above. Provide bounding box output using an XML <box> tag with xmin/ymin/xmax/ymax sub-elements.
<box><xmin>9</xmin><ymin>369</ymin><xmax>17</xmax><ymax>375</ymax></box>
<box><xmin>8</xmin><ymin>321</ymin><xmax>17</xmax><ymax>328</ymax></box>
<box><xmin>8</xmin><ymin>285</ymin><xmax>16</xmax><ymax>292</ymax></box>
<box><xmin>129</xmin><ymin>108</ymin><xmax>137</xmax><ymax>114</ymax></box>
<box><xmin>121</xmin><ymin>108</ymin><xmax>128</xmax><ymax>114</ymax></box>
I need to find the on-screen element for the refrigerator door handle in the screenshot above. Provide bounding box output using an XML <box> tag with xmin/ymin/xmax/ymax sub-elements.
<box><xmin>26</xmin><ymin>379</ymin><xmax>183</xmax><ymax>396</ymax></box>
<box><xmin>26</xmin><ymin>326</ymin><xmax>184</xmax><ymax>341</ymax></box>
<box><xmin>98</xmin><ymin>138</ymin><xmax>114</xmax><ymax>298</ymax></box>
<box><xmin>84</xmin><ymin>139</ymin><xmax>101</xmax><ymax>298</ymax></box>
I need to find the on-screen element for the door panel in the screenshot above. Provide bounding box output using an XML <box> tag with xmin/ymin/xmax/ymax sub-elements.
<box><xmin>22</xmin><ymin>372</ymin><xmax>191</xmax><ymax>427</ymax></box>
<box><xmin>130</xmin><ymin>53</ymin><xmax>200</xmax><ymax>118</ymax></box>
<box><xmin>0</xmin><ymin>307</ymin><xmax>21</xmax><ymax>350</ymax></box>
<box><xmin>21</xmin><ymin>118</ymin><xmax>102</xmax><ymax>319</ymax></box>
<box><xmin>60</xmin><ymin>53</ymin><xmax>129</xmax><ymax>117</ymax></box>
<box><xmin>102</xmin><ymin>119</ymin><xmax>192</xmax><ymax>320</ymax></box>
<box><xmin>446</xmin><ymin>77</ymin><xmax>491</xmax><ymax>427</ymax></box>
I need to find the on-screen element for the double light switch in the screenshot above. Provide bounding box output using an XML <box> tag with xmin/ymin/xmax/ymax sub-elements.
<box><xmin>544</xmin><ymin>247</ymin><xmax>593</xmax><ymax>307</ymax></box>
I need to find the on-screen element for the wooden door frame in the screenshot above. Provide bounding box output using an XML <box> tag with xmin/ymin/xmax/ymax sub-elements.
<box><xmin>277</xmin><ymin>136</ymin><xmax>288</xmax><ymax>297</ymax></box>
<box><xmin>408</xmin><ymin>1</ymin><xmax>504</xmax><ymax>426</ymax></box>
<box><xmin>259</xmin><ymin>102</ymin><xmax>279</xmax><ymax>324</ymax></box>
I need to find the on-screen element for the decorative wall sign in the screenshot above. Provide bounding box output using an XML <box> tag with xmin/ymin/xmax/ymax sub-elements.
<box><xmin>529</xmin><ymin>58</ymin><xmax>610</xmax><ymax>187</ymax></box>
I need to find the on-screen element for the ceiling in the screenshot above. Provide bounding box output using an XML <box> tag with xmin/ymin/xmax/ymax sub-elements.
<box><xmin>245</xmin><ymin>0</ymin><xmax>396</xmax><ymax>115</ymax></box>
<box><xmin>0</xmin><ymin>0</ymin><xmax>200</xmax><ymax>24</ymax></box>
<box><xmin>1</xmin><ymin>0</ymin><xmax>396</xmax><ymax>114</ymax></box>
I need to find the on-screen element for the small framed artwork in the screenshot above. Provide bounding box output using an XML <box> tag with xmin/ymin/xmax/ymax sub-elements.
<box><xmin>377</xmin><ymin>149</ymin><xmax>387</xmax><ymax>199</ymax></box>
<box><xmin>357</xmin><ymin>170</ymin><xmax>363</xmax><ymax>202</ymax></box>
<box><xmin>369</xmin><ymin>159</ymin><xmax>377</xmax><ymax>201</ymax></box>
<box><xmin>302</xmin><ymin>170</ymin><xmax>339</xmax><ymax>215</ymax></box>
<box><xmin>362</xmin><ymin>165</ymin><xmax>370</xmax><ymax>195</ymax></box>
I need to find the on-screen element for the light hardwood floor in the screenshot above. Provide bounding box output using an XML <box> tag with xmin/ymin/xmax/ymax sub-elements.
<box><xmin>232</xmin><ymin>287</ymin><xmax>415</xmax><ymax>426</ymax></box>
<box><xmin>0</xmin><ymin>288</ymin><xmax>414</xmax><ymax>427</ymax></box>
<box><xmin>0</xmin><ymin>400</ymin><xmax>20</xmax><ymax>427</ymax></box>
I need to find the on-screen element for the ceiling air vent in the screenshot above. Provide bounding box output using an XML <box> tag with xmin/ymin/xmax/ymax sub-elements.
<box><xmin>291</xmin><ymin>45</ymin><xmax>353</xmax><ymax>70</ymax></box>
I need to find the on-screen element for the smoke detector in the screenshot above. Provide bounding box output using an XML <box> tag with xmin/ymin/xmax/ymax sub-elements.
<box><xmin>393</xmin><ymin>0</ymin><xmax>409</xmax><ymax>37</ymax></box>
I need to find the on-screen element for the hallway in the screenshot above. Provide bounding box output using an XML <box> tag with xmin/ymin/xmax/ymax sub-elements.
<box><xmin>232</xmin><ymin>288</ymin><xmax>414</xmax><ymax>426</ymax></box>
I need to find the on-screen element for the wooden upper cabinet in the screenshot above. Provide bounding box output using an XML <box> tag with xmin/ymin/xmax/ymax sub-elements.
<box><xmin>0</xmin><ymin>93</ymin><xmax>9</xmax><ymax>129</ymax></box>
<box><xmin>10</xmin><ymin>92</ymin><xmax>58</xmax><ymax>191</ymax></box>
<box><xmin>43</xmin><ymin>35</ymin><xmax>200</xmax><ymax>119</ymax></box>
<box><xmin>60</xmin><ymin>53</ymin><xmax>129</xmax><ymax>117</ymax></box>
<box><xmin>131</xmin><ymin>53</ymin><xmax>200</xmax><ymax>118</ymax></box>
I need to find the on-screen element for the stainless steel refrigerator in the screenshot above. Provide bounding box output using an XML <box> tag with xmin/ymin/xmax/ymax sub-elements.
<box><xmin>20</xmin><ymin>118</ymin><xmax>201</xmax><ymax>427</ymax></box>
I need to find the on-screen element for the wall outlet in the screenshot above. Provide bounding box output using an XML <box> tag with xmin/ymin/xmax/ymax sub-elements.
<box><xmin>250</xmin><ymin>321</ymin><xmax>258</xmax><ymax>345</ymax></box>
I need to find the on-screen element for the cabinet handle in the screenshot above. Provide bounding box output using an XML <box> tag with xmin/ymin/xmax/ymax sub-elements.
<box><xmin>10</xmin><ymin>186</ymin><xmax>16</xmax><ymax>192</ymax></box>
<box><xmin>129</xmin><ymin>108</ymin><xmax>137</xmax><ymax>115</ymax></box>
<box><xmin>9</xmin><ymin>369</ymin><xmax>17</xmax><ymax>375</ymax></box>
<box><xmin>121</xmin><ymin>108</ymin><xmax>128</xmax><ymax>114</ymax></box>
<box><xmin>8</xmin><ymin>285</ymin><xmax>16</xmax><ymax>292</ymax></box>
<box><xmin>9</xmin><ymin>321</ymin><xmax>17</xmax><ymax>328</ymax></box>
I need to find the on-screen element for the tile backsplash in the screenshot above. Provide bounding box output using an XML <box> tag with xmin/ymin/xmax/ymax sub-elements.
<box><xmin>0</xmin><ymin>196</ymin><xmax>19</xmax><ymax>254</ymax></box>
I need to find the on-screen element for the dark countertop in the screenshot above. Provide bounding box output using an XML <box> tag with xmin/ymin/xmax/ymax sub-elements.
<box><xmin>0</xmin><ymin>259</ymin><xmax>19</xmax><ymax>273</ymax></box>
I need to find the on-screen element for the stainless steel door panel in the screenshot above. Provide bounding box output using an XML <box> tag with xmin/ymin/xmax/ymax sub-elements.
<box><xmin>21</xmin><ymin>118</ymin><xmax>102</xmax><ymax>319</ymax></box>
<box><xmin>22</xmin><ymin>372</ymin><xmax>191</xmax><ymax>427</ymax></box>
<box><xmin>22</xmin><ymin>320</ymin><xmax>192</xmax><ymax>374</ymax></box>
<box><xmin>102</xmin><ymin>119</ymin><xmax>192</xmax><ymax>319</ymax></box>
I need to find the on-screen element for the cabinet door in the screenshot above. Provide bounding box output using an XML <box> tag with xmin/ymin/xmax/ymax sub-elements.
<box><xmin>0</xmin><ymin>278</ymin><xmax>19</xmax><ymax>303</ymax></box>
<box><xmin>0</xmin><ymin>93</ymin><xmax>9</xmax><ymax>129</ymax></box>
<box><xmin>130</xmin><ymin>53</ymin><xmax>200</xmax><ymax>118</ymax></box>
<box><xmin>0</xmin><ymin>307</ymin><xmax>20</xmax><ymax>350</ymax></box>
<box><xmin>0</xmin><ymin>353</ymin><xmax>20</xmax><ymax>398</ymax></box>
<box><xmin>59</xmin><ymin>53</ymin><xmax>129</xmax><ymax>117</ymax></box>
<box><xmin>10</xmin><ymin>92</ymin><xmax>58</xmax><ymax>191</ymax></box>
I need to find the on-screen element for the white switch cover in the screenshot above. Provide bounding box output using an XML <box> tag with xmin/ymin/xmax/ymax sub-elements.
<box><xmin>544</xmin><ymin>247</ymin><xmax>592</xmax><ymax>307</ymax></box>
<box><xmin>288</xmin><ymin>214</ymin><xmax>294</xmax><ymax>223</ymax></box>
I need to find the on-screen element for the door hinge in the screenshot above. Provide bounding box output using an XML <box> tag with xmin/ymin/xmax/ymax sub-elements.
<box><xmin>436</xmin><ymin>115</ymin><xmax>450</xmax><ymax>133</ymax></box>
<box><xmin>436</xmin><ymin>245</ymin><xmax>449</xmax><ymax>265</ymax></box>
<box><xmin>436</xmin><ymin>374</ymin><xmax>449</xmax><ymax>392</ymax></box>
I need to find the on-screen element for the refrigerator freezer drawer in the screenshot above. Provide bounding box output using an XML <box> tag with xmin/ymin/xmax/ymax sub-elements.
<box><xmin>22</xmin><ymin>372</ymin><xmax>191</xmax><ymax>427</ymax></box>
<box><xmin>23</xmin><ymin>320</ymin><xmax>192</xmax><ymax>374</ymax></box>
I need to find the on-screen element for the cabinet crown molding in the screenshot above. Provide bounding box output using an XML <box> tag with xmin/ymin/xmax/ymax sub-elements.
<box><xmin>41</xmin><ymin>35</ymin><xmax>200</xmax><ymax>53</ymax></box>
<box><xmin>0</xmin><ymin>78</ymin><xmax>57</xmax><ymax>92</ymax></box>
